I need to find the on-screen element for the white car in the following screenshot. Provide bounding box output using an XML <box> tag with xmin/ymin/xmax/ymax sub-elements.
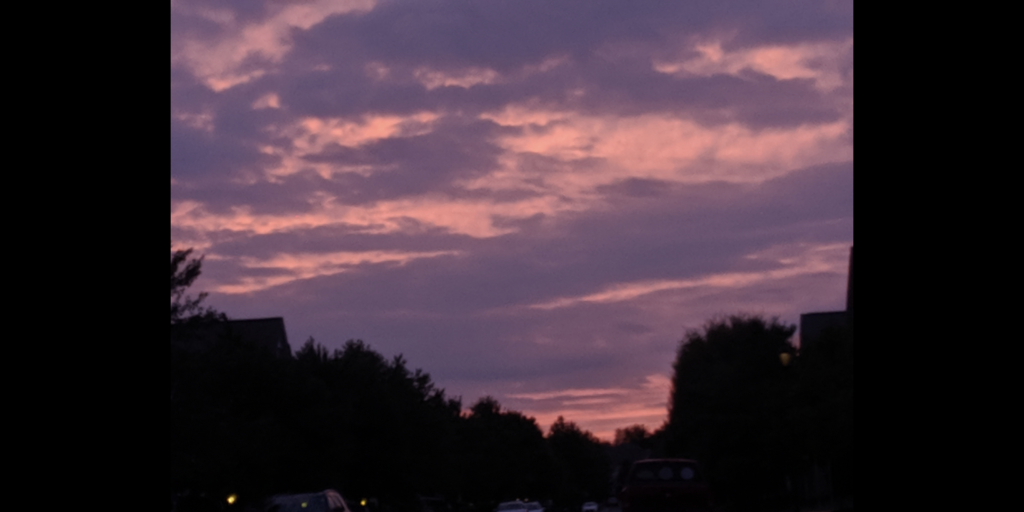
<box><xmin>496</xmin><ymin>501</ymin><xmax>529</xmax><ymax>512</ymax></box>
<box><xmin>581</xmin><ymin>502</ymin><xmax>599</xmax><ymax>512</ymax></box>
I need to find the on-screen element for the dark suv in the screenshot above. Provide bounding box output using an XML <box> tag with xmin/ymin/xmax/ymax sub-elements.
<box><xmin>618</xmin><ymin>459</ymin><xmax>713</xmax><ymax>512</ymax></box>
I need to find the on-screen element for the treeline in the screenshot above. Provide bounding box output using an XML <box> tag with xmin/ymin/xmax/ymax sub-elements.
<box><xmin>171</xmin><ymin>245</ymin><xmax>611</xmax><ymax>510</ymax></box>
<box><xmin>172</xmin><ymin>246</ymin><xmax>853</xmax><ymax>512</ymax></box>
<box><xmin>609</xmin><ymin>315</ymin><xmax>854</xmax><ymax>512</ymax></box>
<box><xmin>171</xmin><ymin>334</ymin><xmax>611</xmax><ymax>511</ymax></box>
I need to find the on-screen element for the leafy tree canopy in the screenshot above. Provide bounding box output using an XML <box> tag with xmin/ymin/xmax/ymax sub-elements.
<box><xmin>171</xmin><ymin>243</ymin><xmax>225</xmax><ymax>324</ymax></box>
<box><xmin>613</xmin><ymin>424</ymin><xmax>653</xmax><ymax>448</ymax></box>
<box><xmin>666</xmin><ymin>314</ymin><xmax>798</xmax><ymax>509</ymax></box>
<box><xmin>547</xmin><ymin>416</ymin><xmax>610</xmax><ymax>504</ymax></box>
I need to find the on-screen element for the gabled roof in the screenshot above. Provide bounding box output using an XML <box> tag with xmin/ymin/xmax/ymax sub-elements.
<box><xmin>171</xmin><ymin>317</ymin><xmax>291</xmax><ymax>358</ymax></box>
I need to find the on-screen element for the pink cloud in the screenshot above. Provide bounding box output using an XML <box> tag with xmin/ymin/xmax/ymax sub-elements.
<box><xmin>509</xmin><ymin>375</ymin><xmax>672</xmax><ymax>442</ymax></box>
<box><xmin>172</xmin><ymin>0</ymin><xmax>377</xmax><ymax>91</ymax></box>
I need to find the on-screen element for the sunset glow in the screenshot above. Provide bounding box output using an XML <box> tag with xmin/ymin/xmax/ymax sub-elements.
<box><xmin>172</xmin><ymin>0</ymin><xmax>852</xmax><ymax>441</ymax></box>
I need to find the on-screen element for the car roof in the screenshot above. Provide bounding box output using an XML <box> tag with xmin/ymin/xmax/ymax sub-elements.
<box><xmin>267</xmin><ymin>490</ymin><xmax>350</xmax><ymax>512</ymax></box>
<box><xmin>632</xmin><ymin>458</ymin><xmax>699</xmax><ymax>463</ymax></box>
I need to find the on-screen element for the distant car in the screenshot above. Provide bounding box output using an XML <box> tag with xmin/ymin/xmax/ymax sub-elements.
<box><xmin>265</xmin><ymin>489</ymin><xmax>354</xmax><ymax>512</ymax></box>
<box><xmin>496</xmin><ymin>501</ymin><xmax>530</xmax><ymax>512</ymax></box>
<box><xmin>581</xmin><ymin>502</ymin><xmax>598</xmax><ymax>512</ymax></box>
<box><xmin>618</xmin><ymin>459</ymin><xmax>713</xmax><ymax>512</ymax></box>
<box><xmin>418</xmin><ymin>496</ymin><xmax>452</xmax><ymax>512</ymax></box>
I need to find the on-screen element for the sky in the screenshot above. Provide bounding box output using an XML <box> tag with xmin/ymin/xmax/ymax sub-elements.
<box><xmin>170</xmin><ymin>0</ymin><xmax>853</xmax><ymax>441</ymax></box>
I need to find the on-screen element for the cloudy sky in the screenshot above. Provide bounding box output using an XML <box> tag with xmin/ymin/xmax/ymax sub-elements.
<box><xmin>170</xmin><ymin>0</ymin><xmax>853</xmax><ymax>441</ymax></box>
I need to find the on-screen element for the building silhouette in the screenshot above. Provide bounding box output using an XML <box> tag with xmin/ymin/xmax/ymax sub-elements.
<box><xmin>799</xmin><ymin>246</ymin><xmax>853</xmax><ymax>348</ymax></box>
<box><xmin>794</xmin><ymin>245</ymin><xmax>853</xmax><ymax>511</ymax></box>
<box><xmin>170</xmin><ymin>317</ymin><xmax>291</xmax><ymax>358</ymax></box>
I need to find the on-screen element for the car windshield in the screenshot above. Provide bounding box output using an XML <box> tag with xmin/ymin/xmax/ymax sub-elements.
<box><xmin>630</xmin><ymin>461</ymin><xmax>702</xmax><ymax>482</ymax></box>
<box><xmin>267</xmin><ymin>492</ymin><xmax>351</xmax><ymax>512</ymax></box>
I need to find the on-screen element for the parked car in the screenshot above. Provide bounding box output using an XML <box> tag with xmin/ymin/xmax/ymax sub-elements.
<box><xmin>524</xmin><ymin>502</ymin><xmax>544</xmax><ymax>512</ymax></box>
<box><xmin>495</xmin><ymin>501</ymin><xmax>530</xmax><ymax>512</ymax></box>
<box><xmin>418</xmin><ymin>495</ymin><xmax>452</xmax><ymax>512</ymax></box>
<box><xmin>581</xmin><ymin>502</ymin><xmax>598</xmax><ymax>512</ymax></box>
<box><xmin>265</xmin><ymin>489</ymin><xmax>354</xmax><ymax>512</ymax></box>
<box><xmin>618</xmin><ymin>459</ymin><xmax>713</xmax><ymax>512</ymax></box>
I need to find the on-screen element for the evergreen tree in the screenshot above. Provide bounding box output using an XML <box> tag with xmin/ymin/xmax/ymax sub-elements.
<box><xmin>171</xmin><ymin>243</ymin><xmax>225</xmax><ymax>324</ymax></box>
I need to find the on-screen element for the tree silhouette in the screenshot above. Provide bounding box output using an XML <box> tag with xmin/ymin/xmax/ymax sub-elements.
<box><xmin>547</xmin><ymin>416</ymin><xmax>610</xmax><ymax>507</ymax></box>
<box><xmin>459</xmin><ymin>396</ymin><xmax>554</xmax><ymax>505</ymax></box>
<box><xmin>666</xmin><ymin>314</ymin><xmax>799</xmax><ymax>510</ymax></box>
<box><xmin>171</xmin><ymin>242</ymin><xmax>224</xmax><ymax>324</ymax></box>
<box><xmin>613</xmin><ymin>424</ymin><xmax>653</xmax><ymax>449</ymax></box>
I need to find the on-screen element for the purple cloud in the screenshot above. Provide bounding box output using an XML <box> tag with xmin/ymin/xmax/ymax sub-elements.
<box><xmin>171</xmin><ymin>0</ymin><xmax>853</xmax><ymax>438</ymax></box>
